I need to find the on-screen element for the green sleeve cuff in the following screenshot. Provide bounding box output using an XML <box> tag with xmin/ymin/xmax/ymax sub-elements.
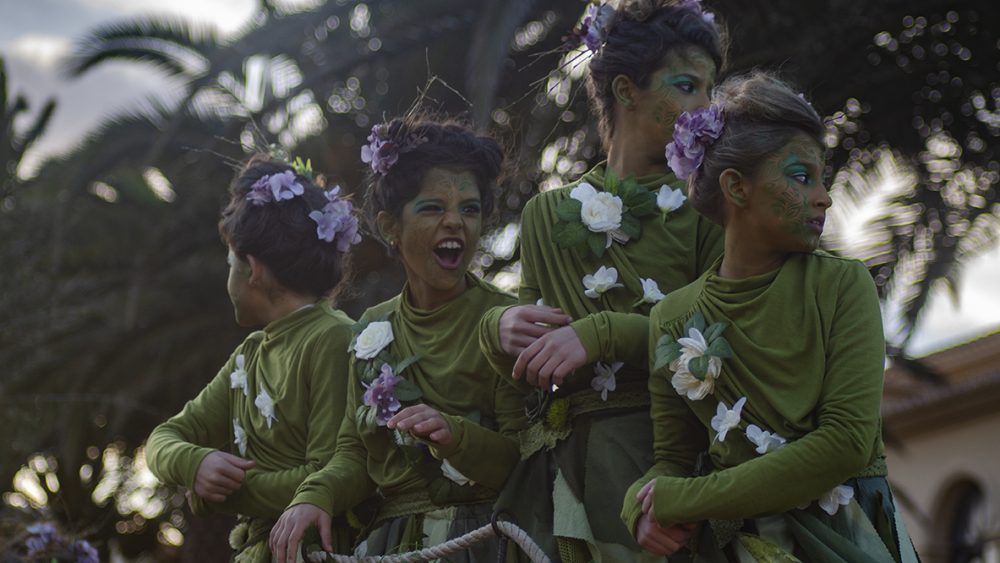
<box><xmin>428</xmin><ymin>414</ymin><xmax>467</xmax><ymax>460</ymax></box>
<box><xmin>620</xmin><ymin>475</ymin><xmax>651</xmax><ymax>539</ymax></box>
<box><xmin>570</xmin><ymin>311</ymin><xmax>650</xmax><ymax>367</ymax></box>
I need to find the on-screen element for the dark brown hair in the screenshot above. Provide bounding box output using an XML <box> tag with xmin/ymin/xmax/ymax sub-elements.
<box><xmin>219</xmin><ymin>155</ymin><xmax>347</xmax><ymax>297</ymax></box>
<box><xmin>586</xmin><ymin>0</ymin><xmax>726</xmax><ymax>149</ymax></box>
<box><xmin>360</xmin><ymin>117</ymin><xmax>504</xmax><ymax>243</ymax></box>
<box><xmin>689</xmin><ymin>70</ymin><xmax>825</xmax><ymax>224</ymax></box>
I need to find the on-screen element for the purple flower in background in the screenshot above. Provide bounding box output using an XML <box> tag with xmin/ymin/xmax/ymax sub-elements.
<box><xmin>677</xmin><ymin>0</ymin><xmax>715</xmax><ymax>24</ymax></box>
<box><xmin>246</xmin><ymin>170</ymin><xmax>304</xmax><ymax>205</ymax></box>
<box><xmin>25</xmin><ymin>523</ymin><xmax>58</xmax><ymax>555</ymax></box>
<box><xmin>665</xmin><ymin>104</ymin><xmax>725</xmax><ymax>179</ymax></box>
<box><xmin>361</xmin><ymin>125</ymin><xmax>400</xmax><ymax>175</ymax></box>
<box><xmin>308</xmin><ymin>186</ymin><xmax>362</xmax><ymax>251</ymax></box>
<box><xmin>72</xmin><ymin>540</ymin><xmax>99</xmax><ymax>563</ymax></box>
<box><xmin>580</xmin><ymin>4</ymin><xmax>616</xmax><ymax>52</ymax></box>
<box><xmin>363</xmin><ymin>364</ymin><xmax>403</xmax><ymax>426</ymax></box>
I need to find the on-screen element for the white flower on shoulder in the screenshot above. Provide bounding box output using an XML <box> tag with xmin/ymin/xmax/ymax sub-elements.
<box><xmin>536</xmin><ymin>298</ymin><xmax>546</xmax><ymax>306</ymax></box>
<box><xmin>639</xmin><ymin>278</ymin><xmax>667</xmax><ymax>305</ymax></box>
<box><xmin>669</xmin><ymin>327</ymin><xmax>723</xmax><ymax>400</ymax></box>
<box><xmin>582</xmin><ymin>266</ymin><xmax>624</xmax><ymax>299</ymax></box>
<box><xmin>570</xmin><ymin>182</ymin><xmax>625</xmax><ymax>247</ymax></box>
<box><xmin>817</xmin><ymin>485</ymin><xmax>855</xmax><ymax>516</ymax></box>
<box><xmin>233</xmin><ymin>418</ymin><xmax>248</xmax><ymax>456</ymax></box>
<box><xmin>745</xmin><ymin>424</ymin><xmax>787</xmax><ymax>454</ymax></box>
<box><xmin>657</xmin><ymin>185</ymin><xmax>687</xmax><ymax>214</ymax></box>
<box><xmin>254</xmin><ymin>386</ymin><xmax>277</xmax><ymax>429</ymax></box>
<box><xmin>710</xmin><ymin>396</ymin><xmax>746</xmax><ymax>442</ymax></box>
<box><xmin>229</xmin><ymin>354</ymin><xmax>248</xmax><ymax>396</ymax></box>
<box><xmin>591</xmin><ymin>361</ymin><xmax>623</xmax><ymax>401</ymax></box>
<box><xmin>354</xmin><ymin>321</ymin><xmax>394</xmax><ymax>359</ymax></box>
<box><xmin>441</xmin><ymin>459</ymin><xmax>476</xmax><ymax>486</ymax></box>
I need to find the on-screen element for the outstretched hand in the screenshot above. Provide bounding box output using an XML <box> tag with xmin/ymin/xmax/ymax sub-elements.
<box><xmin>193</xmin><ymin>451</ymin><xmax>255</xmax><ymax>503</ymax></box>
<box><xmin>512</xmin><ymin>325</ymin><xmax>587</xmax><ymax>389</ymax></box>
<box><xmin>269</xmin><ymin>503</ymin><xmax>332</xmax><ymax>563</ymax></box>
<box><xmin>498</xmin><ymin>304</ymin><xmax>572</xmax><ymax>356</ymax></box>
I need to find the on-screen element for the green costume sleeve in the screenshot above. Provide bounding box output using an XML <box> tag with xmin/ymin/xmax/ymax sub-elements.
<box><xmin>214</xmin><ymin>332</ymin><xmax>354</xmax><ymax>517</ymax></box>
<box><xmin>289</xmin><ymin>362</ymin><xmax>376</xmax><ymax>516</ymax></box>
<box><xmin>477</xmin><ymin>304</ymin><xmax>517</xmax><ymax>383</ymax></box>
<box><xmin>628</xmin><ymin>261</ymin><xmax>886</xmax><ymax>528</ymax></box>
<box><xmin>431</xmin><ymin>369</ymin><xmax>526</xmax><ymax>491</ymax></box>
<box><xmin>570</xmin><ymin>311</ymin><xmax>650</xmax><ymax>369</ymax></box>
<box><xmin>516</xmin><ymin>198</ymin><xmax>544</xmax><ymax>307</ymax></box>
<box><xmin>145</xmin><ymin>351</ymin><xmax>237</xmax><ymax>493</ymax></box>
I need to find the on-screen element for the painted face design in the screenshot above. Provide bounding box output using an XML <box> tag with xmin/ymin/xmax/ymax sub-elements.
<box><xmin>749</xmin><ymin>132</ymin><xmax>831</xmax><ymax>253</ymax></box>
<box><xmin>394</xmin><ymin>168</ymin><xmax>483</xmax><ymax>306</ymax></box>
<box><xmin>633</xmin><ymin>47</ymin><xmax>717</xmax><ymax>149</ymax></box>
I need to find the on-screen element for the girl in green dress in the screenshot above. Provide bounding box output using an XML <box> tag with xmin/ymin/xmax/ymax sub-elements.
<box><xmin>268</xmin><ymin>119</ymin><xmax>527</xmax><ymax>563</ymax></box>
<box><xmin>479</xmin><ymin>1</ymin><xmax>725</xmax><ymax>560</ymax></box>
<box><xmin>622</xmin><ymin>71</ymin><xmax>920</xmax><ymax>562</ymax></box>
<box><xmin>145</xmin><ymin>156</ymin><xmax>362</xmax><ymax>562</ymax></box>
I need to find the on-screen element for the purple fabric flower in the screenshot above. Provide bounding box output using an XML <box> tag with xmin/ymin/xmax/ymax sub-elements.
<box><xmin>580</xmin><ymin>4</ymin><xmax>616</xmax><ymax>52</ymax></box>
<box><xmin>363</xmin><ymin>364</ymin><xmax>403</xmax><ymax>426</ymax></box>
<box><xmin>72</xmin><ymin>540</ymin><xmax>99</xmax><ymax>563</ymax></box>
<box><xmin>360</xmin><ymin>125</ymin><xmax>400</xmax><ymax>175</ymax></box>
<box><xmin>308</xmin><ymin>186</ymin><xmax>362</xmax><ymax>251</ymax></box>
<box><xmin>677</xmin><ymin>0</ymin><xmax>716</xmax><ymax>24</ymax></box>
<box><xmin>665</xmin><ymin>104</ymin><xmax>725</xmax><ymax>179</ymax></box>
<box><xmin>246</xmin><ymin>170</ymin><xmax>304</xmax><ymax>205</ymax></box>
<box><xmin>25</xmin><ymin>523</ymin><xmax>58</xmax><ymax>555</ymax></box>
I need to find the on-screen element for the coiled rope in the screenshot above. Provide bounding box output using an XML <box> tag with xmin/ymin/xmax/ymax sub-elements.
<box><xmin>307</xmin><ymin>519</ymin><xmax>550</xmax><ymax>563</ymax></box>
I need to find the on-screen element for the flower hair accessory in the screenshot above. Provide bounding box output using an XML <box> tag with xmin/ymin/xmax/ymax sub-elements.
<box><xmin>308</xmin><ymin>186</ymin><xmax>362</xmax><ymax>250</ymax></box>
<box><xmin>246</xmin><ymin>170</ymin><xmax>304</xmax><ymax>205</ymax></box>
<box><xmin>677</xmin><ymin>0</ymin><xmax>716</xmax><ymax>24</ymax></box>
<box><xmin>565</xmin><ymin>2</ymin><xmax>617</xmax><ymax>53</ymax></box>
<box><xmin>665</xmin><ymin>104</ymin><xmax>725</xmax><ymax>180</ymax></box>
<box><xmin>361</xmin><ymin>123</ymin><xmax>427</xmax><ymax>175</ymax></box>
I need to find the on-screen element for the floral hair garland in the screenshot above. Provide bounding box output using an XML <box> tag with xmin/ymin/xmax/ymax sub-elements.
<box><xmin>677</xmin><ymin>0</ymin><xmax>717</xmax><ymax>24</ymax></box>
<box><xmin>665</xmin><ymin>104</ymin><xmax>725</xmax><ymax>180</ymax></box>
<box><xmin>565</xmin><ymin>2</ymin><xmax>617</xmax><ymax>54</ymax></box>
<box><xmin>360</xmin><ymin>123</ymin><xmax>427</xmax><ymax>175</ymax></box>
<box><xmin>245</xmin><ymin>163</ymin><xmax>362</xmax><ymax>249</ymax></box>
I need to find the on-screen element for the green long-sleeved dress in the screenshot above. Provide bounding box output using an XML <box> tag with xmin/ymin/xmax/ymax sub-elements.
<box><xmin>479</xmin><ymin>163</ymin><xmax>723</xmax><ymax>562</ymax></box>
<box><xmin>291</xmin><ymin>275</ymin><xmax>527</xmax><ymax>561</ymax></box>
<box><xmin>146</xmin><ymin>302</ymin><xmax>357</xmax><ymax>560</ymax></box>
<box><xmin>621</xmin><ymin>252</ymin><xmax>920</xmax><ymax>562</ymax></box>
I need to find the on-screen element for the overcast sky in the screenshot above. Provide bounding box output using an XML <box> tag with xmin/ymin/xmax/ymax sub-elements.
<box><xmin>2</xmin><ymin>0</ymin><xmax>998</xmax><ymax>357</ymax></box>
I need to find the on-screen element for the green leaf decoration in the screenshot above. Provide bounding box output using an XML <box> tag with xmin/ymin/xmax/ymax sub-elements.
<box><xmin>689</xmin><ymin>355</ymin><xmax>709</xmax><ymax>381</ymax></box>
<box><xmin>605</xmin><ymin>167</ymin><xmax>620</xmax><ymax>192</ymax></box>
<box><xmin>628</xmin><ymin>192</ymin><xmax>658</xmax><ymax>216</ymax></box>
<box><xmin>703</xmin><ymin>321</ymin><xmax>728</xmax><ymax>343</ymax></box>
<box><xmin>394</xmin><ymin>378</ymin><xmax>423</xmax><ymax>401</ymax></box>
<box><xmin>685</xmin><ymin>311</ymin><xmax>707</xmax><ymax>333</ymax></box>
<box><xmin>621</xmin><ymin>213</ymin><xmax>641</xmax><ymax>240</ymax></box>
<box><xmin>394</xmin><ymin>354</ymin><xmax>420</xmax><ymax>375</ymax></box>
<box><xmin>553</xmin><ymin>220</ymin><xmax>588</xmax><ymax>249</ymax></box>
<box><xmin>707</xmin><ymin>337</ymin><xmax>734</xmax><ymax>359</ymax></box>
<box><xmin>587</xmin><ymin>231</ymin><xmax>607</xmax><ymax>257</ymax></box>
<box><xmin>555</xmin><ymin>197</ymin><xmax>583</xmax><ymax>222</ymax></box>
<box><xmin>360</xmin><ymin>361</ymin><xmax>378</xmax><ymax>384</ymax></box>
<box><xmin>654</xmin><ymin>336</ymin><xmax>683</xmax><ymax>370</ymax></box>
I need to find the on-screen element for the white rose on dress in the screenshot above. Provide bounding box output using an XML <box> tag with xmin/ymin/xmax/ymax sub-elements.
<box><xmin>230</xmin><ymin>354</ymin><xmax>248</xmax><ymax>396</ymax></box>
<box><xmin>817</xmin><ymin>484</ymin><xmax>855</xmax><ymax>516</ymax></box>
<box><xmin>254</xmin><ymin>386</ymin><xmax>277</xmax><ymax>429</ymax></box>
<box><xmin>570</xmin><ymin>182</ymin><xmax>624</xmax><ymax>247</ymax></box>
<box><xmin>233</xmin><ymin>418</ymin><xmax>248</xmax><ymax>456</ymax></box>
<box><xmin>745</xmin><ymin>424</ymin><xmax>787</xmax><ymax>454</ymax></box>
<box><xmin>657</xmin><ymin>185</ymin><xmax>687</xmax><ymax>214</ymax></box>
<box><xmin>582</xmin><ymin>266</ymin><xmax>624</xmax><ymax>299</ymax></box>
<box><xmin>710</xmin><ymin>396</ymin><xmax>746</xmax><ymax>442</ymax></box>
<box><xmin>354</xmin><ymin>321</ymin><xmax>394</xmax><ymax>359</ymax></box>
<box><xmin>441</xmin><ymin>459</ymin><xmax>475</xmax><ymax>486</ymax></box>
<box><xmin>591</xmin><ymin>361</ymin><xmax>623</xmax><ymax>401</ymax></box>
<box><xmin>669</xmin><ymin>327</ymin><xmax>723</xmax><ymax>400</ymax></box>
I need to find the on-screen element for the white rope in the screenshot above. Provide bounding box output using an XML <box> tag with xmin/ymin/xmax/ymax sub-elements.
<box><xmin>307</xmin><ymin>520</ymin><xmax>550</xmax><ymax>563</ymax></box>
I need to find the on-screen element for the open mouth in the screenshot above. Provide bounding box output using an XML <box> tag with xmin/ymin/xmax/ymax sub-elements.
<box><xmin>806</xmin><ymin>217</ymin><xmax>825</xmax><ymax>234</ymax></box>
<box><xmin>433</xmin><ymin>238</ymin><xmax>465</xmax><ymax>270</ymax></box>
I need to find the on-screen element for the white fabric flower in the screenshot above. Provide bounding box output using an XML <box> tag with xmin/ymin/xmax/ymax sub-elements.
<box><xmin>233</xmin><ymin>418</ymin><xmax>248</xmax><ymax>456</ymax></box>
<box><xmin>591</xmin><ymin>361</ymin><xmax>623</xmax><ymax>401</ymax></box>
<box><xmin>657</xmin><ymin>185</ymin><xmax>687</xmax><ymax>214</ymax></box>
<box><xmin>254</xmin><ymin>386</ymin><xmax>277</xmax><ymax>429</ymax></box>
<box><xmin>745</xmin><ymin>424</ymin><xmax>787</xmax><ymax>454</ymax></box>
<box><xmin>710</xmin><ymin>396</ymin><xmax>747</xmax><ymax>442</ymax></box>
<box><xmin>669</xmin><ymin>327</ymin><xmax>723</xmax><ymax>400</ymax></box>
<box><xmin>440</xmin><ymin>459</ymin><xmax>475</xmax><ymax>486</ymax></box>
<box><xmin>670</xmin><ymin>368</ymin><xmax>716</xmax><ymax>400</ymax></box>
<box><xmin>817</xmin><ymin>485</ymin><xmax>855</xmax><ymax>516</ymax></box>
<box><xmin>354</xmin><ymin>321</ymin><xmax>394</xmax><ymax>359</ymax></box>
<box><xmin>639</xmin><ymin>278</ymin><xmax>667</xmax><ymax>304</ymax></box>
<box><xmin>582</xmin><ymin>266</ymin><xmax>624</xmax><ymax>299</ymax></box>
<box><xmin>230</xmin><ymin>354</ymin><xmax>248</xmax><ymax>396</ymax></box>
<box><xmin>571</xmin><ymin>183</ymin><xmax>623</xmax><ymax>233</ymax></box>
